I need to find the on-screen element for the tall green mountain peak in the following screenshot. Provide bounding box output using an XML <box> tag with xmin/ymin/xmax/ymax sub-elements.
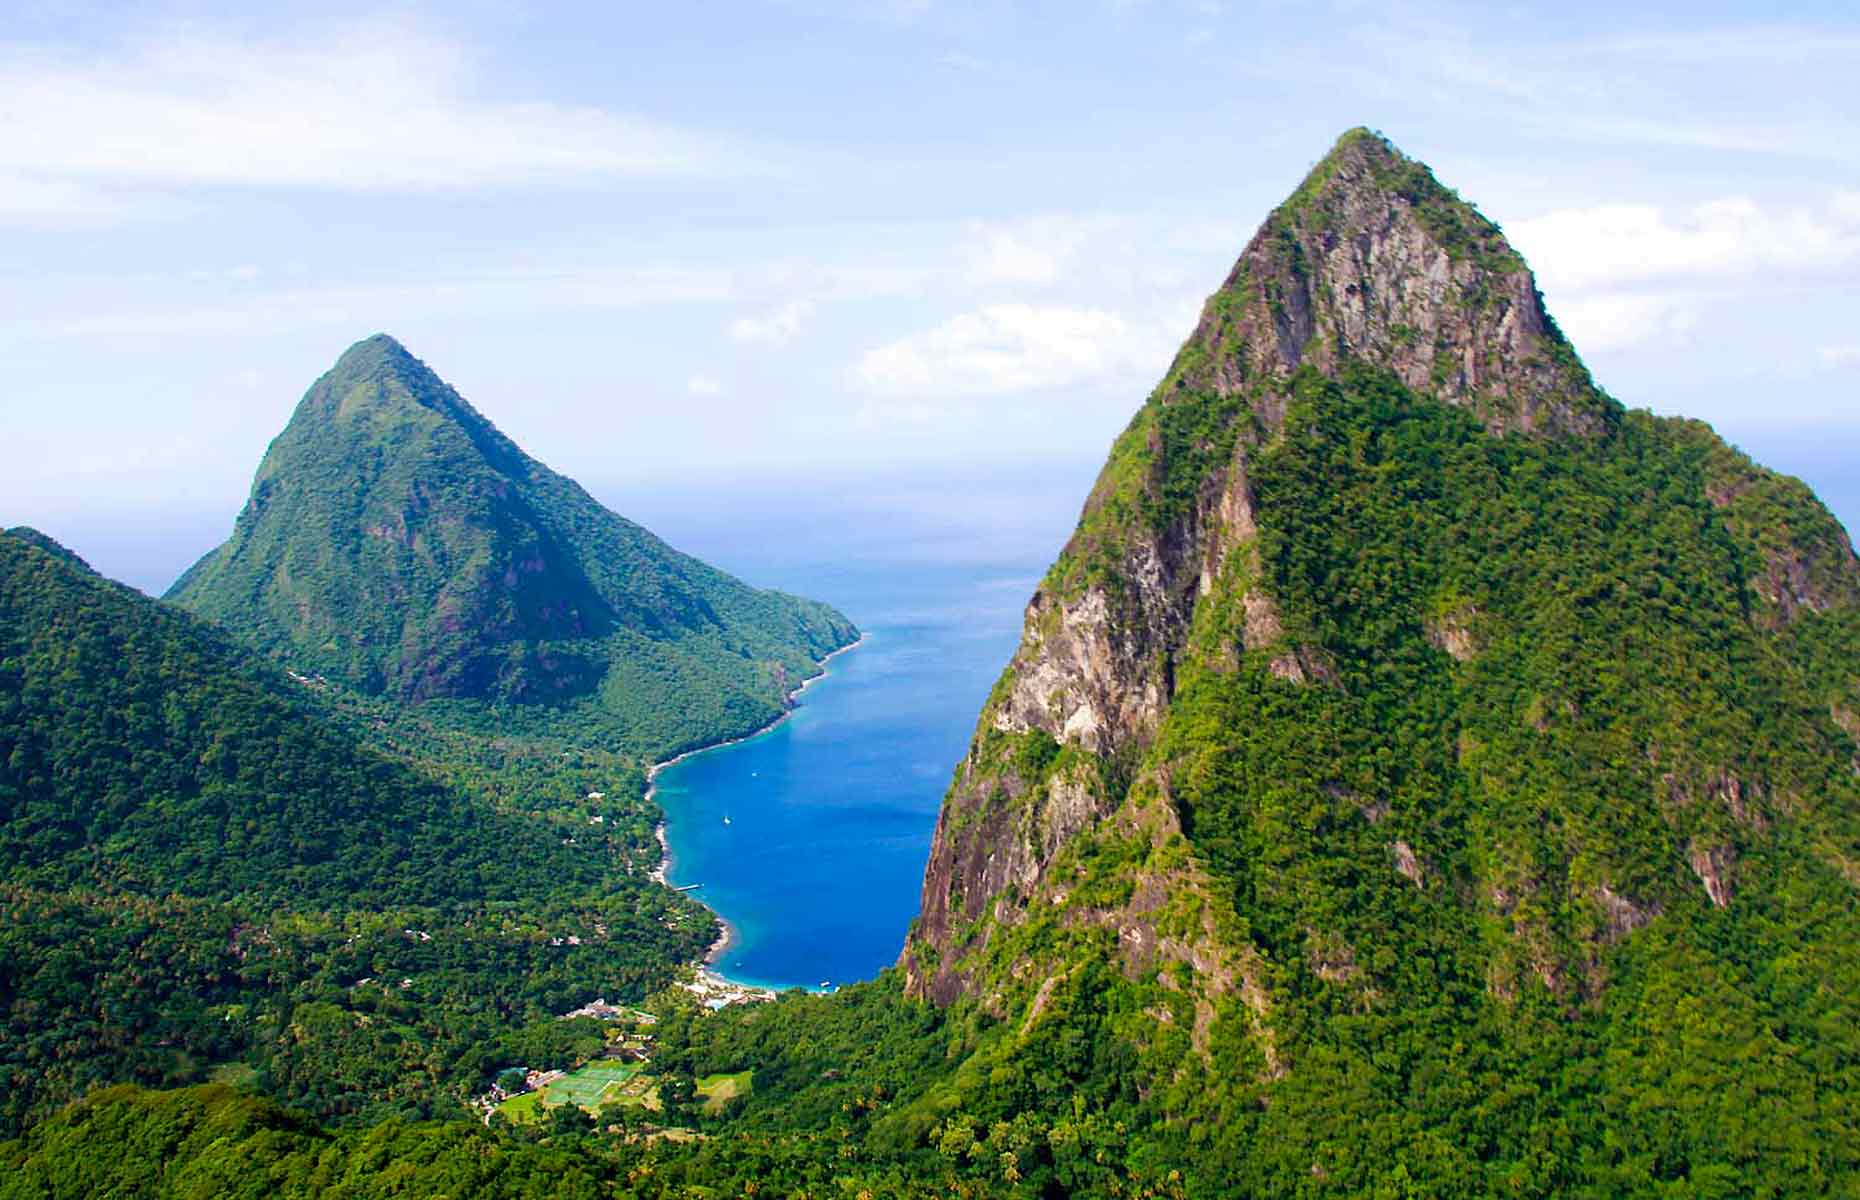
<box><xmin>8</xmin><ymin>131</ymin><xmax>1860</xmax><ymax>1199</ymax></box>
<box><xmin>1160</xmin><ymin>126</ymin><xmax>1611</xmax><ymax>439</ymax></box>
<box><xmin>901</xmin><ymin>131</ymin><xmax>1860</xmax><ymax>1192</ymax></box>
<box><xmin>168</xmin><ymin>335</ymin><xmax>855</xmax><ymax>754</ymax></box>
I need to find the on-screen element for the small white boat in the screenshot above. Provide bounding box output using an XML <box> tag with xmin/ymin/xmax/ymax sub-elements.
<box><xmin>722</xmin><ymin>815</ymin><xmax>732</xmax><ymax>825</ymax></box>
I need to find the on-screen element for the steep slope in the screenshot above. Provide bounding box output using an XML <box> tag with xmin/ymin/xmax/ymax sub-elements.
<box><xmin>168</xmin><ymin>335</ymin><xmax>856</xmax><ymax>754</ymax></box>
<box><xmin>4</xmin><ymin>527</ymin><xmax>544</xmax><ymax>903</ymax></box>
<box><xmin>897</xmin><ymin>129</ymin><xmax>1860</xmax><ymax>1190</ymax></box>
<box><xmin>0</xmin><ymin>529</ymin><xmax>710</xmax><ymax>1131</ymax></box>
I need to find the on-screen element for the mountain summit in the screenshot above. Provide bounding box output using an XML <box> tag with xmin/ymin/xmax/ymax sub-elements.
<box><xmin>169</xmin><ymin>335</ymin><xmax>856</xmax><ymax>753</ymax></box>
<box><xmin>1165</xmin><ymin>128</ymin><xmax>1611</xmax><ymax>437</ymax></box>
<box><xmin>900</xmin><ymin>129</ymin><xmax>1860</xmax><ymax>1189</ymax></box>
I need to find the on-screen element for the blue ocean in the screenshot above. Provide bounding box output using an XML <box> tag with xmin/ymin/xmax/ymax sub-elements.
<box><xmin>601</xmin><ymin>463</ymin><xmax>1096</xmax><ymax>991</ymax></box>
<box><xmin>648</xmin><ymin>572</ymin><xmax>1015</xmax><ymax>991</ymax></box>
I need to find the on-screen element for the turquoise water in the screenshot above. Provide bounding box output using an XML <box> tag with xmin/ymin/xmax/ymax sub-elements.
<box><xmin>651</xmin><ymin>562</ymin><xmax>1038</xmax><ymax>990</ymax></box>
<box><xmin>620</xmin><ymin>467</ymin><xmax>1092</xmax><ymax>991</ymax></box>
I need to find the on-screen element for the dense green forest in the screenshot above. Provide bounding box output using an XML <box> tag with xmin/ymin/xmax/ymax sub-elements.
<box><xmin>167</xmin><ymin>334</ymin><xmax>857</xmax><ymax>759</ymax></box>
<box><xmin>0</xmin><ymin>529</ymin><xmax>712</xmax><ymax>1134</ymax></box>
<box><xmin>0</xmin><ymin>981</ymin><xmax>1198</xmax><ymax>1200</ymax></box>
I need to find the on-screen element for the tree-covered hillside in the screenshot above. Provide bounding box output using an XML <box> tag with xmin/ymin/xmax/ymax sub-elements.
<box><xmin>167</xmin><ymin>334</ymin><xmax>856</xmax><ymax>758</ymax></box>
<box><xmin>0</xmin><ymin>529</ymin><xmax>712</xmax><ymax>1134</ymax></box>
<box><xmin>891</xmin><ymin>129</ymin><xmax>1860</xmax><ymax>1194</ymax></box>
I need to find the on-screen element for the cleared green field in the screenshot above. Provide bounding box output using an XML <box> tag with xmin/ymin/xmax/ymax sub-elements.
<box><xmin>614</xmin><ymin>1073</ymin><xmax>658</xmax><ymax>1109</ymax></box>
<box><xmin>494</xmin><ymin>1090</ymin><xmax>543</xmax><ymax>1123</ymax></box>
<box><xmin>698</xmin><ymin>1070</ymin><xmax>751</xmax><ymax>1114</ymax></box>
<box><xmin>495</xmin><ymin>1060</ymin><xmax>642</xmax><ymax>1123</ymax></box>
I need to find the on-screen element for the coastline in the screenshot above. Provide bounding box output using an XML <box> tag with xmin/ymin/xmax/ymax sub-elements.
<box><xmin>645</xmin><ymin>632</ymin><xmax>867</xmax><ymax>988</ymax></box>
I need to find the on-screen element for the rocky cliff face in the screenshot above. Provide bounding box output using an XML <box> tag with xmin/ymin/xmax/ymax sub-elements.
<box><xmin>902</xmin><ymin>128</ymin><xmax>1860</xmax><ymax>1041</ymax></box>
<box><xmin>1169</xmin><ymin>128</ymin><xmax>1610</xmax><ymax>438</ymax></box>
<box><xmin>905</xmin><ymin>129</ymin><xmax>1569</xmax><ymax>1007</ymax></box>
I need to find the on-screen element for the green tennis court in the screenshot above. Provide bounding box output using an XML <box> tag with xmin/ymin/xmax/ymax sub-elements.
<box><xmin>541</xmin><ymin>1060</ymin><xmax>640</xmax><ymax>1110</ymax></box>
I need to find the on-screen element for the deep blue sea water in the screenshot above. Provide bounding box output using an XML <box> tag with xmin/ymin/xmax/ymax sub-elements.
<box><xmin>648</xmin><ymin>567</ymin><xmax>1026</xmax><ymax>990</ymax></box>
<box><xmin>601</xmin><ymin>463</ymin><xmax>1096</xmax><ymax>990</ymax></box>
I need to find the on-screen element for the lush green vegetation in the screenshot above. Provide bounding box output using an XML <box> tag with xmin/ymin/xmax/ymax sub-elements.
<box><xmin>909</xmin><ymin>360</ymin><xmax>1860</xmax><ymax>1195</ymax></box>
<box><xmin>1148</xmin><ymin>362</ymin><xmax>1860</xmax><ymax>1194</ymax></box>
<box><xmin>0</xmin><ymin>976</ymin><xmax>1209</xmax><ymax>1200</ymax></box>
<box><xmin>0</xmin><ymin>530</ymin><xmax>712</xmax><ymax>1134</ymax></box>
<box><xmin>0</xmin><ymin>1079</ymin><xmax>1036</xmax><ymax>1200</ymax></box>
<box><xmin>167</xmin><ymin>334</ymin><xmax>857</xmax><ymax>759</ymax></box>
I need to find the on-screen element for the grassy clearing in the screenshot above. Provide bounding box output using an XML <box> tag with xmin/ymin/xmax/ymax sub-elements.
<box><xmin>548</xmin><ymin>1060</ymin><xmax>639</xmax><ymax>1109</ymax></box>
<box><xmin>494</xmin><ymin>1064</ymin><xmax>749</xmax><ymax>1125</ymax></box>
<box><xmin>697</xmin><ymin>1070</ymin><xmax>751</xmax><ymax>1114</ymax></box>
<box><xmin>614</xmin><ymin>1073</ymin><xmax>659</xmax><ymax>1110</ymax></box>
<box><xmin>494</xmin><ymin>1090</ymin><xmax>543</xmax><ymax>1123</ymax></box>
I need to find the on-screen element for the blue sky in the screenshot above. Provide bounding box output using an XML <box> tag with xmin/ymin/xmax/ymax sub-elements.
<box><xmin>4</xmin><ymin>1</ymin><xmax>1857</xmax><ymax>585</ymax></box>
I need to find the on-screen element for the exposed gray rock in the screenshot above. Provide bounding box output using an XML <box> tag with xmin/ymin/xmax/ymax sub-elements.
<box><xmin>1594</xmin><ymin>884</ymin><xmax>1661</xmax><ymax>942</ymax></box>
<box><xmin>1170</xmin><ymin>129</ymin><xmax>1611</xmax><ymax>439</ymax></box>
<box><xmin>1688</xmin><ymin>840</ymin><xmax>1737</xmax><ymax>909</ymax></box>
<box><xmin>1424</xmin><ymin>607</ymin><xmax>1480</xmax><ymax>662</ymax></box>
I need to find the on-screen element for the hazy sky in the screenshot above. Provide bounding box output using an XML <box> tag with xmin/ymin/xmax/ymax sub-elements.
<box><xmin>4</xmin><ymin>1</ymin><xmax>1857</xmax><ymax>579</ymax></box>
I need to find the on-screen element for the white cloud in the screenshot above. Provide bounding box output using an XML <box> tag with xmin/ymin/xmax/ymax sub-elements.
<box><xmin>1584</xmin><ymin>27</ymin><xmax>1860</xmax><ymax>67</ymax></box>
<box><xmin>961</xmin><ymin>215</ymin><xmax>1112</xmax><ymax>287</ymax></box>
<box><xmin>1507</xmin><ymin>194</ymin><xmax>1860</xmax><ymax>355</ymax></box>
<box><xmin>885</xmin><ymin>0</ymin><xmax>933</xmax><ymax>20</ymax></box>
<box><xmin>1246</xmin><ymin>21</ymin><xmax>1859</xmax><ymax>164</ymax></box>
<box><xmin>1551</xmin><ymin>294</ymin><xmax>1696</xmax><ymax>353</ymax></box>
<box><xmin>852</xmin><ymin>398</ymin><xmax>937</xmax><ymax>431</ymax></box>
<box><xmin>0</xmin><ymin>21</ymin><xmax>748</xmax><ymax>211</ymax></box>
<box><xmin>1510</xmin><ymin>196</ymin><xmax>1860</xmax><ymax>291</ymax></box>
<box><xmin>0</xmin><ymin>171</ymin><xmax>194</xmax><ymax>228</ymax></box>
<box><xmin>687</xmin><ymin>374</ymin><xmax>724</xmax><ymax>396</ymax></box>
<box><xmin>1820</xmin><ymin>345</ymin><xmax>1860</xmax><ymax>369</ymax></box>
<box><xmin>933</xmin><ymin>52</ymin><xmax>987</xmax><ymax>71</ymax></box>
<box><xmin>185</xmin><ymin>264</ymin><xmax>262</xmax><ymax>283</ymax></box>
<box><xmin>729</xmin><ymin>300</ymin><xmax>816</xmax><ymax>346</ymax></box>
<box><xmin>967</xmin><ymin>228</ymin><xmax>1065</xmax><ymax>286</ymax></box>
<box><xmin>4</xmin><ymin>265</ymin><xmax>737</xmax><ymax>343</ymax></box>
<box><xmin>854</xmin><ymin>303</ymin><xmax>1166</xmax><ymax>397</ymax></box>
